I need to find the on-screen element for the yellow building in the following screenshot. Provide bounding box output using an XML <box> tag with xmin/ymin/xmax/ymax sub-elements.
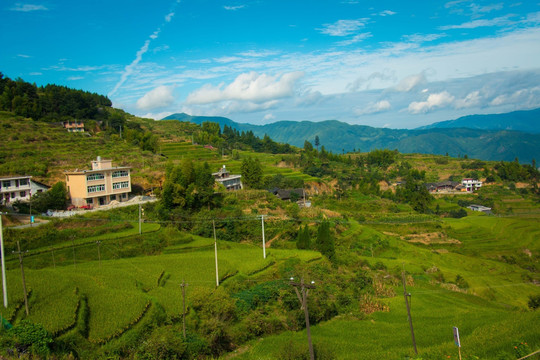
<box><xmin>65</xmin><ymin>156</ymin><xmax>131</xmax><ymax>208</ymax></box>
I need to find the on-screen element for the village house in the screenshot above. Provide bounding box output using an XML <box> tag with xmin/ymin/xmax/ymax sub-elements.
<box><xmin>0</xmin><ymin>175</ymin><xmax>50</xmax><ymax>205</ymax></box>
<box><xmin>212</xmin><ymin>165</ymin><xmax>242</xmax><ymax>191</ymax></box>
<box><xmin>62</xmin><ymin>121</ymin><xmax>84</xmax><ymax>132</ymax></box>
<box><xmin>462</xmin><ymin>178</ymin><xmax>482</xmax><ymax>192</ymax></box>
<box><xmin>467</xmin><ymin>204</ymin><xmax>492</xmax><ymax>214</ymax></box>
<box><xmin>424</xmin><ymin>180</ymin><xmax>461</xmax><ymax>193</ymax></box>
<box><xmin>65</xmin><ymin>156</ymin><xmax>131</xmax><ymax>208</ymax></box>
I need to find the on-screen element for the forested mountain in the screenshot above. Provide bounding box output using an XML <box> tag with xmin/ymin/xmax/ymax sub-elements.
<box><xmin>416</xmin><ymin>108</ymin><xmax>540</xmax><ymax>133</ymax></box>
<box><xmin>163</xmin><ymin>113</ymin><xmax>540</xmax><ymax>163</ymax></box>
<box><xmin>0</xmin><ymin>72</ymin><xmax>111</xmax><ymax>121</ymax></box>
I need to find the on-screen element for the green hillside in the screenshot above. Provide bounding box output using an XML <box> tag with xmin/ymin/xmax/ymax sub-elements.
<box><xmin>1</xmin><ymin>77</ymin><xmax>539</xmax><ymax>359</ymax></box>
<box><xmin>165</xmin><ymin>113</ymin><xmax>540</xmax><ymax>163</ymax></box>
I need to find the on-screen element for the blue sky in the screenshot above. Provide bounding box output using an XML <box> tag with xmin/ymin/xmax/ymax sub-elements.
<box><xmin>2</xmin><ymin>0</ymin><xmax>540</xmax><ymax>128</ymax></box>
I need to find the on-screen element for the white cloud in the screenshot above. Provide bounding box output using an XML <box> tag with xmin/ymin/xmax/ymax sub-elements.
<box><xmin>455</xmin><ymin>90</ymin><xmax>481</xmax><ymax>108</ymax></box>
<box><xmin>439</xmin><ymin>15</ymin><xmax>515</xmax><ymax>30</ymax></box>
<box><xmin>263</xmin><ymin>113</ymin><xmax>275</xmax><ymax>121</ymax></box>
<box><xmin>10</xmin><ymin>3</ymin><xmax>48</xmax><ymax>11</ymax></box>
<box><xmin>165</xmin><ymin>12</ymin><xmax>175</xmax><ymax>22</ymax></box>
<box><xmin>408</xmin><ymin>91</ymin><xmax>455</xmax><ymax>114</ymax></box>
<box><xmin>355</xmin><ymin>100</ymin><xmax>391</xmax><ymax>115</ymax></box>
<box><xmin>393</xmin><ymin>73</ymin><xmax>428</xmax><ymax>92</ymax></box>
<box><xmin>136</xmin><ymin>85</ymin><xmax>176</xmax><ymax>110</ymax></box>
<box><xmin>109</xmin><ymin>39</ymin><xmax>151</xmax><ymax>97</ymax></box>
<box><xmin>17</xmin><ymin>54</ymin><xmax>31</xmax><ymax>58</ymax></box>
<box><xmin>471</xmin><ymin>3</ymin><xmax>504</xmax><ymax>14</ymax></box>
<box><xmin>224</xmin><ymin>5</ymin><xmax>246</xmax><ymax>11</ymax></box>
<box><xmin>337</xmin><ymin>32</ymin><xmax>372</xmax><ymax>46</ymax></box>
<box><xmin>67</xmin><ymin>76</ymin><xmax>84</xmax><ymax>81</ymax></box>
<box><xmin>490</xmin><ymin>86</ymin><xmax>540</xmax><ymax>107</ymax></box>
<box><xmin>318</xmin><ymin>19</ymin><xmax>366</xmax><ymax>36</ymax></box>
<box><xmin>379</xmin><ymin>10</ymin><xmax>396</xmax><ymax>16</ymax></box>
<box><xmin>186</xmin><ymin>71</ymin><xmax>304</xmax><ymax>105</ymax></box>
<box><xmin>29</xmin><ymin>72</ymin><xmax>42</xmax><ymax>76</ymax></box>
<box><xmin>141</xmin><ymin>111</ymin><xmax>174</xmax><ymax>120</ymax></box>
<box><xmin>403</xmin><ymin>33</ymin><xmax>446</xmax><ymax>43</ymax></box>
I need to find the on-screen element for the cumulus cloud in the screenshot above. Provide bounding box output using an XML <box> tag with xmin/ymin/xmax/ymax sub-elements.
<box><xmin>490</xmin><ymin>87</ymin><xmax>540</xmax><ymax>107</ymax></box>
<box><xmin>455</xmin><ymin>90</ymin><xmax>481</xmax><ymax>109</ymax></box>
<box><xmin>263</xmin><ymin>113</ymin><xmax>275</xmax><ymax>121</ymax></box>
<box><xmin>354</xmin><ymin>100</ymin><xmax>391</xmax><ymax>115</ymax></box>
<box><xmin>408</xmin><ymin>91</ymin><xmax>455</xmax><ymax>114</ymax></box>
<box><xmin>186</xmin><ymin>71</ymin><xmax>304</xmax><ymax>105</ymax></box>
<box><xmin>10</xmin><ymin>3</ymin><xmax>48</xmax><ymax>11</ymax></box>
<box><xmin>318</xmin><ymin>19</ymin><xmax>366</xmax><ymax>36</ymax></box>
<box><xmin>393</xmin><ymin>73</ymin><xmax>428</xmax><ymax>92</ymax></box>
<box><xmin>136</xmin><ymin>85</ymin><xmax>176</xmax><ymax>110</ymax></box>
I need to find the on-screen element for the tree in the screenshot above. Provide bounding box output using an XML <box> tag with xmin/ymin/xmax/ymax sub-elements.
<box><xmin>296</xmin><ymin>225</ymin><xmax>311</xmax><ymax>249</ymax></box>
<box><xmin>314</xmin><ymin>135</ymin><xmax>320</xmax><ymax>151</ymax></box>
<box><xmin>303</xmin><ymin>140</ymin><xmax>313</xmax><ymax>152</ymax></box>
<box><xmin>316</xmin><ymin>220</ymin><xmax>334</xmax><ymax>259</ymax></box>
<box><xmin>241</xmin><ymin>156</ymin><xmax>263</xmax><ymax>189</ymax></box>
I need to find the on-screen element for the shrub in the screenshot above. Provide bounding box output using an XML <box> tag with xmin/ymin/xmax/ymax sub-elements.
<box><xmin>528</xmin><ymin>294</ymin><xmax>540</xmax><ymax>310</ymax></box>
<box><xmin>136</xmin><ymin>325</ymin><xmax>186</xmax><ymax>360</ymax></box>
<box><xmin>9</xmin><ymin>320</ymin><xmax>53</xmax><ymax>357</ymax></box>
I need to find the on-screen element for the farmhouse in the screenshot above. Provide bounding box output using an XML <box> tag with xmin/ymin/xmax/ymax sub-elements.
<box><xmin>65</xmin><ymin>156</ymin><xmax>131</xmax><ymax>208</ymax></box>
<box><xmin>424</xmin><ymin>180</ymin><xmax>461</xmax><ymax>193</ymax></box>
<box><xmin>0</xmin><ymin>175</ymin><xmax>50</xmax><ymax>204</ymax></box>
<box><xmin>462</xmin><ymin>178</ymin><xmax>482</xmax><ymax>192</ymax></box>
<box><xmin>212</xmin><ymin>165</ymin><xmax>242</xmax><ymax>191</ymax></box>
<box><xmin>467</xmin><ymin>204</ymin><xmax>492</xmax><ymax>214</ymax></box>
<box><xmin>62</xmin><ymin>121</ymin><xmax>84</xmax><ymax>132</ymax></box>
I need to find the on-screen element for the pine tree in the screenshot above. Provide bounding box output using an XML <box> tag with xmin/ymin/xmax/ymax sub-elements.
<box><xmin>296</xmin><ymin>225</ymin><xmax>311</xmax><ymax>250</ymax></box>
<box><xmin>316</xmin><ymin>221</ymin><xmax>334</xmax><ymax>259</ymax></box>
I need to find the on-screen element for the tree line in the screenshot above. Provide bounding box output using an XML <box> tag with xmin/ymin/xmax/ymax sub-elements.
<box><xmin>0</xmin><ymin>72</ymin><xmax>111</xmax><ymax>122</ymax></box>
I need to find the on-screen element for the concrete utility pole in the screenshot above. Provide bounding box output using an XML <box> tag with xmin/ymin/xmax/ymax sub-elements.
<box><xmin>290</xmin><ymin>277</ymin><xmax>316</xmax><ymax>360</ymax></box>
<box><xmin>261</xmin><ymin>215</ymin><xmax>266</xmax><ymax>259</ymax></box>
<box><xmin>213</xmin><ymin>220</ymin><xmax>219</xmax><ymax>287</ymax></box>
<box><xmin>180</xmin><ymin>279</ymin><xmax>188</xmax><ymax>339</ymax></box>
<box><xmin>0</xmin><ymin>213</ymin><xmax>8</xmax><ymax>308</ymax></box>
<box><xmin>13</xmin><ymin>241</ymin><xmax>29</xmax><ymax>315</ymax></box>
<box><xmin>402</xmin><ymin>268</ymin><xmax>418</xmax><ymax>355</ymax></box>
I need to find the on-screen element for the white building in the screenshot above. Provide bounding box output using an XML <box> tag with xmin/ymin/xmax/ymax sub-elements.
<box><xmin>212</xmin><ymin>165</ymin><xmax>243</xmax><ymax>191</ymax></box>
<box><xmin>461</xmin><ymin>178</ymin><xmax>482</xmax><ymax>192</ymax></box>
<box><xmin>0</xmin><ymin>175</ymin><xmax>50</xmax><ymax>204</ymax></box>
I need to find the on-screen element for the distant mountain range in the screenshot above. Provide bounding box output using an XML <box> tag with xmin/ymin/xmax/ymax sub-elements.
<box><xmin>162</xmin><ymin>108</ymin><xmax>540</xmax><ymax>163</ymax></box>
<box><xmin>416</xmin><ymin>108</ymin><xmax>540</xmax><ymax>133</ymax></box>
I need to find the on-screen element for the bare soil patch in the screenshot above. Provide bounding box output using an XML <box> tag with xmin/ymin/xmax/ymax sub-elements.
<box><xmin>403</xmin><ymin>232</ymin><xmax>461</xmax><ymax>245</ymax></box>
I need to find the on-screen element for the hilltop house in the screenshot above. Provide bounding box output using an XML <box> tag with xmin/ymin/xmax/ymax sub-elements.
<box><xmin>462</xmin><ymin>178</ymin><xmax>482</xmax><ymax>192</ymax></box>
<box><xmin>62</xmin><ymin>121</ymin><xmax>84</xmax><ymax>132</ymax></box>
<box><xmin>424</xmin><ymin>181</ymin><xmax>461</xmax><ymax>193</ymax></box>
<box><xmin>0</xmin><ymin>175</ymin><xmax>50</xmax><ymax>205</ymax></box>
<box><xmin>65</xmin><ymin>156</ymin><xmax>131</xmax><ymax>208</ymax></box>
<box><xmin>212</xmin><ymin>165</ymin><xmax>242</xmax><ymax>191</ymax></box>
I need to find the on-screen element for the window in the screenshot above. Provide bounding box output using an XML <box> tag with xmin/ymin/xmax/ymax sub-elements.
<box><xmin>112</xmin><ymin>170</ymin><xmax>129</xmax><ymax>178</ymax></box>
<box><xmin>87</xmin><ymin>184</ymin><xmax>105</xmax><ymax>193</ymax></box>
<box><xmin>122</xmin><ymin>193</ymin><xmax>128</xmax><ymax>199</ymax></box>
<box><xmin>86</xmin><ymin>198</ymin><xmax>93</xmax><ymax>204</ymax></box>
<box><xmin>113</xmin><ymin>181</ymin><xmax>130</xmax><ymax>190</ymax></box>
<box><xmin>20</xmin><ymin>191</ymin><xmax>26</xmax><ymax>197</ymax></box>
<box><xmin>87</xmin><ymin>173</ymin><xmax>105</xmax><ymax>181</ymax></box>
<box><xmin>2</xmin><ymin>181</ymin><xmax>10</xmax><ymax>188</ymax></box>
<box><xmin>19</xmin><ymin>178</ymin><xmax>28</xmax><ymax>186</ymax></box>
